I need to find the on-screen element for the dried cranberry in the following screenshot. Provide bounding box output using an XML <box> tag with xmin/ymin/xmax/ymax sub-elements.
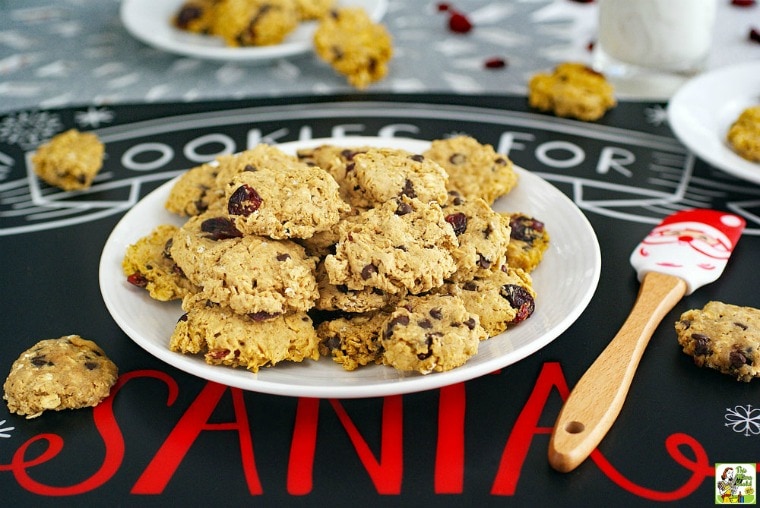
<box><xmin>509</xmin><ymin>214</ymin><xmax>544</xmax><ymax>244</ymax></box>
<box><xmin>207</xmin><ymin>349</ymin><xmax>230</xmax><ymax>360</ymax></box>
<box><xmin>127</xmin><ymin>272</ymin><xmax>148</xmax><ymax>288</ymax></box>
<box><xmin>437</xmin><ymin>2</ymin><xmax>451</xmax><ymax>11</ymax></box>
<box><xmin>448</xmin><ymin>11</ymin><xmax>473</xmax><ymax>33</ymax></box>
<box><xmin>750</xmin><ymin>27</ymin><xmax>760</xmax><ymax>44</ymax></box>
<box><xmin>500</xmin><ymin>284</ymin><xmax>535</xmax><ymax>324</ymax></box>
<box><xmin>175</xmin><ymin>5</ymin><xmax>203</xmax><ymax>29</ymax></box>
<box><xmin>247</xmin><ymin>311</ymin><xmax>279</xmax><ymax>321</ymax></box>
<box><xmin>201</xmin><ymin>217</ymin><xmax>243</xmax><ymax>240</ymax></box>
<box><xmin>446</xmin><ymin>212</ymin><xmax>468</xmax><ymax>235</ymax></box>
<box><xmin>484</xmin><ymin>57</ymin><xmax>507</xmax><ymax>69</ymax></box>
<box><xmin>228</xmin><ymin>184</ymin><xmax>263</xmax><ymax>216</ymax></box>
<box><xmin>731</xmin><ymin>0</ymin><xmax>755</xmax><ymax>6</ymax></box>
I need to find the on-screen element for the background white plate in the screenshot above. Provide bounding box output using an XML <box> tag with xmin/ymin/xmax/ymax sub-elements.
<box><xmin>120</xmin><ymin>0</ymin><xmax>388</xmax><ymax>62</ymax></box>
<box><xmin>668</xmin><ymin>61</ymin><xmax>760</xmax><ymax>184</ymax></box>
<box><xmin>99</xmin><ymin>136</ymin><xmax>601</xmax><ymax>398</ymax></box>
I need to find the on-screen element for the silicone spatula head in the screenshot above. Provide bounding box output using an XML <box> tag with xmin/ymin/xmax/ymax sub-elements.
<box><xmin>629</xmin><ymin>209</ymin><xmax>745</xmax><ymax>295</ymax></box>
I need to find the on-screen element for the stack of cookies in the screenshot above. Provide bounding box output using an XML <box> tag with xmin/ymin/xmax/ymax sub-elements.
<box><xmin>122</xmin><ymin>136</ymin><xmax>549</xmax><ymax>375</ymax></box>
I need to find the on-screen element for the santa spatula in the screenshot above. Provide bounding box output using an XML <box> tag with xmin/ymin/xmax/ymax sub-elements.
<box><xmin>548</xmin><ymin>209</ymin><xmax>745</xmax><ymax>473</ymax></box>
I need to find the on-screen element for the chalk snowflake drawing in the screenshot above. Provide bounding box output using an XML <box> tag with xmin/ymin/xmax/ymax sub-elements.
<box><xmin>0</xmin><ymin>111</ymin><xmax>63</xmax><ymax>150</ymax></box>
<box><xmin>0</xmin><ymin>419</ymin><xmax>14</xmax><ymax>439</ymax></box>
<box><xmin>75</xmin><ymin>106</ymin><xmax>114</xmax><ymax>128</ymax></box>
<box><xmin>725</xmin><ymin>404</ymin><xmax>760</xmax><ymax>437</ymax></box>
<box><xmin>644</xmin><ymin>105</ymin><xmax>669</xmax><ymax>126</ymax></box>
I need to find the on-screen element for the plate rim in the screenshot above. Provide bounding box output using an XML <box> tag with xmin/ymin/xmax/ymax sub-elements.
<box><xmin>119</xmin><ymin>0</ymin><xmax>389</xmax><ymax>62</ymax></box>
<box><xmin>99</xmin><ymin>136</ymin><xmax>601</xmax><ymax>398</ymax></box>
<box><xmin>667</xmin><ymin>60</ymin><xmax>760</xmax><ymax>184</ymax></box>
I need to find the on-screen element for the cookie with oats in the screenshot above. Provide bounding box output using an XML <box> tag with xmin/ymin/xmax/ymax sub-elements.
<box><xmin>504</xmin><ymin>212</ymin><xmax>550</xmax><ymax>273</ymax></box>
<box><xmin>726</xmin><ymin>105</ymin><xmax>760</xmax><ymax>162</ymax></box>
<box><xmin>317</xmin><ymin>310</ymin><xmax>388</xmax><ymax>370</ymax></box>
<box><xmin>528</xmin><ymin>62</ymin><xmax>616</xmax><ymax>121</ymax></box>
<box><xmin>3</xmin><ymin>335</ymin><xmax>118</xmax><ymax>419</ymax></box>
<box><xmin>32</xmin><ymin>129</ymin><xmax>104</xmax><ymax>191</ymax></box>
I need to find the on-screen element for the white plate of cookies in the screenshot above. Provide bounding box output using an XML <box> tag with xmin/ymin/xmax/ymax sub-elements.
<box><xmin>100</xmin><ymin>136</ymin><xmax>601</xmax><ymax>398</ymax></box>
<box><xmin>668</xmin><ymin>61</ymin><xmax>760</xmax><ymax>184</ymax></box>
<box><xmin>120</xmin><ymin>0</ymin><xmax>388</xmax><ymax>62</ymax></box>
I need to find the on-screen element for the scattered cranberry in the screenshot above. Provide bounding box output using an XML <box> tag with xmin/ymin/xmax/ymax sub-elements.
<box><xmin>437</xmin><ymin>2</ymin><xmax>452</xmax><ymax>11</ymax></box>
<box><xmin>731</xmin><ymin>0</ymin><xmax>755</xmax><ymax>6</ymax></box>
<box><xmin>448</xmin><ymin>11</ymin><xmax>473</xmax><ymax>33</ymax></box>
<box><xmin>569</xmin><ymin>0</ymin><xmax>594</xmax><ymax>3</ymax></box>
<box><xmin>750</xmin><ymin>27</ymin><xmax>760</xmax><ymax>43</ymax></box>
<box><xmin>587</xmin><ymin>40</ymin><xmax>595</xmax><ymax>51</ymax></box>
<box><xmin>484</xmin><ymin>57</ymin><xmax>507</xmax><ymax>69</ymax></box>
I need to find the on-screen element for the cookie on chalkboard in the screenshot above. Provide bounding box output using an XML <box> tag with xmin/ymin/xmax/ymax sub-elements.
<box><xmin>3</xmin><ymin>335</ymin><xmax>118</xmax><ymax>419</ymax></box>
<box><xmin>528</xmin><ymin>62</ymin><xmax>616</xmax><ymax>121</ymax></box>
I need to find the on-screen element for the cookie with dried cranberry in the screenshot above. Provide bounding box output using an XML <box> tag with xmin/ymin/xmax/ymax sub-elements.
<box><xmin>442</xmin><ymin>194</ymin><xmax>511</xmax><ymax>282</ymax></box>
<box><xmin>504</xmin><ymin>212</ymin><xmax>550</xmax><ymax>273</ymax></box>
<box><xmin>675</xmin><ymin>301</ymin><xmax>760</xmax><ymax>382</ymax></box>
<box><xmin>209</xmin><ymin>0</ymin><xmax>298</xmax><ymax>47</ymax></box>
<box><xmin>317</xmin><ymin>310</ymin><xmax>389</xmax><ymax>370</ymax></box>
<box><xmin>170</xmin><ymin>211</ymin><xmax>319</xmax><ymax>316</ymax></box>
<box><xmin>297</xmin><ymin>144</ymin><xmax>373</xmax><ymax>206</ymax></box>
<box><xmin>165</xmin><ymin>162</ymin><xmax>224</xmax><ymax>217</ymax></box>
<box><xmin>32</xmin><ymin>129</ymin><xmax>104</xmax><ymax>191</ymax></box>
<box><xmin>313</xmin><ymin>7</ymin><xmax>393</xmax><ymax>89</ymax></box>
<box><xmin>172</xmin><ymin>0</ymin><xmax>216</xmax><ymax>33</ymax></box>
<box><xmin>3</xmin><ymin>335</ymin><xmax>118</xmax><ymax>419</ymax></box>
<box><xmin>423</xmin><ymin>136</ymin><xmax>518</xmax><ymax>205</ymax></box>
<box><xmin>380</xmin><ymin>294</ymin><xmax>486</xmax><ymax>374</ymax></box>
<box><xmin>315</xmin><ymin>261</ymin><xmax>401</xmax><ymax>313</ymax></box>
<box><xmin>438</xmin><ymin>266</ymin><xmax>536</xmax><ymax>337</ymax></box>
<box><xmin>225</xmin><ymin>158</ymin><xmax>349</xmax><ymax>240</ymax></box>
<box><xmin>171</xmin><ymin>294</ymin><xmax>319</xmax><ymax>373</ymax></box>
<box><xmin>528</xmin><ymin>62</ymin><xmax>616</xmax><ymax>121</ymax></box>
<box><xmin>295</xmin><ymin>0</ymin><xmax>335</xmax><ymax>20</ymax></box>
<box><xmin>122</xmin><ymin>224</ymin><xmax>198</xmax><ymax>301</ymax></box>
<box><xmin>214</xmin><ymin>144</ymin><xmax>302</xmax><ymax>189</ymax></box>
<box><xmin>726</xmin><ymin>105</ymin><xmax>760</xmax><ymax>162</ymax></box>
<box><xmin>349</xmin><ymin>148</ymin><xmax>449</xmax><ymax>208</ymax></box>
<box><xmin>323</xmin><ymin>196</ymin><xmax>458</xmax><ymax>295</ymax></box>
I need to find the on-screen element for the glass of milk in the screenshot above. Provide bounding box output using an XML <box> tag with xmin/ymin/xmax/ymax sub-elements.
<box><xmin>593</xmin><ymin>0</ymin><xmax>717</xmax><ymax>98</ymax></box>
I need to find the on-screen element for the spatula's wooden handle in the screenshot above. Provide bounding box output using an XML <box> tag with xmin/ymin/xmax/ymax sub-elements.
<box><xmin>548</xmin><ymin>271</ymin><xmax>687</xmax><ymax>473</ymax></box>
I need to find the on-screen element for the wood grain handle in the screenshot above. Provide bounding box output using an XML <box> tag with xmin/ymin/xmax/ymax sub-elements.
<box><xmin>548</xmin><ymin>271</ymin><xmax>687</xmax><ymax>473</ymax></box>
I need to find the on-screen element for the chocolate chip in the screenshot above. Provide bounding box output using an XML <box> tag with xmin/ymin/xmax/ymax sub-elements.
<box><xmin>409</xmin><ymin>154</ymin><xmax>425</xmax><ymax>162</ymax></box>
<box><xmin>384</xmin><ymin>314</ymin><xmax>410</xmax><ymax>338</ymax></box>
<box><xmin>419</xmin><ymin>319</ymin><xmax>433</xmax><ymax>329</ymax></box>
<box><xmin>276</xmin><ymin>253</ymin><xmax>291</xmax><ymax>261</ymax></box>
<box><xmin>84</xmin><ymin>361</ymin><xmax>98</xmax><ymax>370</ymax></box>
<box><xmin>476</xmin><ymin>255</ymin><xmax>491</xmax><ymax>269</ymax></box>
<box><xmin>692</xmin><ymin>334</ymin><xmax>711</xmax><ymax>356</ymax></box>
<box><xmin>361</xmin><ymin>264</ymin><xmax>378</xmax><ymax>280</ymax></box>
<box><xmin>464</xmin><ymin>317</ymin><xmax>477</xmax><ymax>330</ymax></box>
<box><xmin>429</xmin><ymin>308</ymin><xmax>443</xmax><ymax>320</ymax></box>
<box><xmin>445</xmin><ymin>212</ymin><xmax>467</xmax><ymax>235</ymax></box>
<box><xmin>396</xmin><ymin>201</ymin><xmax>412</xmax><ymax>216</ymax></box>
<box><xmin>449</xmin><ymin>153</ymin><xmax>466</xmax><ymax>165</ymax></box>
<box><xmin>401</xmin><ymin>179</ymin><xmax>416</xmax><ymax>198</ymax></box>
<box><xmin>730</xmin><ymin>349</ymin><xmax>749</xmax><ymax>369</ymax></box>
<box><xmin>30</xmin><ymin>356</ymin><xmax>52</xmax><ymax>367</ymax></box>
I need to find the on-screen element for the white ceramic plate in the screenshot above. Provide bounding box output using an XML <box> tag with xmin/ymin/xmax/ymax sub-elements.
<box><xmin>668</xmin><ymin>61</ymin><xmax>760</xmax><ymax>184</ymax></box>
<box><xmin>120</xmin><ymin>0</ymin><xmax>388</xmax><ymax>62</ymax></box>
<box><xmin>100</xmin><ymin>136</ymin><xmax>601</xmax><ymax>398</ymax></box>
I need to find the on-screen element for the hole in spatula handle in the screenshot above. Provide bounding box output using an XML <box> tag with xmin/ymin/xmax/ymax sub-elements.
<box><xmin>565</xmin><ymin>421</ymin><xmax>585</xmax><ymax>434</ymax></box>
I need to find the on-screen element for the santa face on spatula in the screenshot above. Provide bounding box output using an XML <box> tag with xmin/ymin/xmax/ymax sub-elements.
<box><xmin>630</xmin><ymin>209</ymin><xmax>746</xmax><ymax>294</ymax></box>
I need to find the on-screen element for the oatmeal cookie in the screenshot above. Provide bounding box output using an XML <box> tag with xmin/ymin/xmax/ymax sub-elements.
<box><xmin>317</xmin><ymin>310</ymin><xmax>388</xmax><ymax>370</ymax></box>
<box><xmin>438</xmin><ymin>266</ymin><xmax>536</xmax><ymax>337</ymax></box>
<box><xmin>442</xmin><ymin>194</ymin><xmax>511</xmax><ymax>282</ymax></box>
<box><xmin>122</xmin><ymin>224</ymin><xmax>198</xmax><ymax>301</ymax></box>
<box><xmin>324</xmin><ymin>196</ymin><xmax>458</xmax><ymax>295</ymax></box>
<box><xmin>349</xmin><ymin>148</ymin><xmax>449</xmax><ymax>208</ymax></box>
<box><xmin>726</xmin><ymin>105</ymin><xmax>760</xmax><ymax>162</ymax></box>
<box><xmin>295</xmin><ymin>0</ymin><xmax>335</xmax><ymax>20</ymax></box>
<box><xmin>171</xmin><ymin>294</ymin><xmax>319</xmax><ymax>372</ymax></box>
<box><xmin>675</xmin><ymin>301</ymin><xmax>760</xmax><ymax>382</ymax></box>
<box><xmin>32</xmin><ymin>129</ymin><xmax>105</xmax><ymax>191</ymax></box>
<box><xmin>381</xmin><ymin>294</ymin><xmax>486</xmax><ymax>374</ymax></box>
<box><xmin>297</xmin><ymin>144</ymin><xmax>373</xmax><ymax>206</ymax></box>
<box><xmin>315</xmin><ymin>261</ymin><xmax>401</xmax><ymax>313</ymax></box>
<box><xmin>3</xmin><ymin>335</ymin><xmax>118</xmax><ymax>418</ymax></box>
<box><xmin>528</xmin><ymin>62</ymin><xmax>616</xmax><ymax>121</ymax></box>
<box><xmin>170</xmin><ymin>211</ymin><xmax>319</xmax><ymax>316</ymax></box>
<box><xmin>313</xmin><ymin>7</ymin><xmax>393</xmax><ymax>89</ymax></box>
<box><xmin>424</xmin><ymin>136</ymin><xmax>518</xmax><ymax>205</ymax></box>
<box><xmin>225</xmin><ymin>159</ymin><xmax>349</xmax><ymax>239</ymax></box>
<box><xmin>165</xmin><ymin>161</ymin><xmax>224</xmax><ymax>217</ymax></box>
<box><xmin>504</xmin><ymin>213</ymin><xmax>550</xmax><ymax>273</ymax></box>
<box><xmin>209</xmin><ymin>0</ymin><xmax>298</xmax><ymax>47</ymax></box>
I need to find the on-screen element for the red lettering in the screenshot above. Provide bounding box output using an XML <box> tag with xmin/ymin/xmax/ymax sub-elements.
<box><xmin>131</xmin><ymin>381</ymin><xmax>261</xmax><ymax>495</ymax></box>
<box><xmin>287</xmin><ymin>398</ymin><xmax>320</xmax><ymax>495</ymax></box>
<box><xmin>491</xmin><ymin>362</ymin><xmax>566</xmax><ymax>495</ymax></box>
<box><xmin>0</xmin><ymin>369</ymin><xmax>177</xmax><ymax>496</ymax></box>
<box><xmin>591</xmin><ymin>433</ymin><xmax>713</xmax><ymax>501</ymax></box>
<box><xmin>434</xmin><ymin>383</ymin><xmax>466</xmax><ymax>494</ymax></box>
